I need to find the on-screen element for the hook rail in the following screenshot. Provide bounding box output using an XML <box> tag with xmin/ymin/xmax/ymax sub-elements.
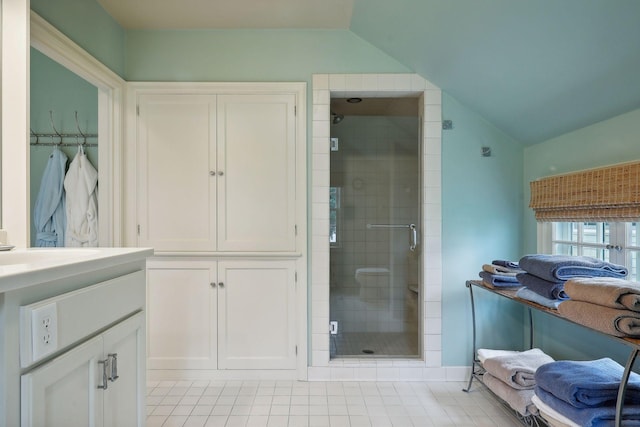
<box><xmin>30</xmin><ymin>110</ymin><xmax>98</xmax><ymax>147</ymax></box>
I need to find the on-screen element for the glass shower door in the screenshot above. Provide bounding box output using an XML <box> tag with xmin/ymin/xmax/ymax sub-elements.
<box><xmin>329</xmin><ymin>107</ymin><xmax>420</xmax><ymax>358</ymax></box>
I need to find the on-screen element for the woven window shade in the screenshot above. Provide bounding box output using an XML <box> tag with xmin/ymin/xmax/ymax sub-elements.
<box><xmin>529</xmin><ymin>161</ymin><xmax>640</xmax><ymax>222</ymax></box>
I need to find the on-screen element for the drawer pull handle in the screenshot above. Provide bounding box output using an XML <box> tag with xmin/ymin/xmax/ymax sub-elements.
<box><xmin>97</xmin><ymin>358</ymin><xmax>109</xmax><ymax>389</ymax></box>
<box><xmin>108</xmin><ymin>353</ymin><xmax>119</xmax><ymax>382</ymax></box>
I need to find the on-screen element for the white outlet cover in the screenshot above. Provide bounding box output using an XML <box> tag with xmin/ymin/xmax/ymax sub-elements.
<box><xmin>31</xmin><ymin>302</ymin><xmax>58</xmax><ymax>360</ymax></box>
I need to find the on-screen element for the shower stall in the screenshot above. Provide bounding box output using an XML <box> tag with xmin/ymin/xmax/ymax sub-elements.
<box><xmin>329</xmin><ymin>97</ymin><xmax>421</xmax><ymax>358</ymax></box>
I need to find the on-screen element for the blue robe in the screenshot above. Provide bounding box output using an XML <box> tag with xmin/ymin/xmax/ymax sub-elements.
<box><xmin>33</xmin><ymin>147</ymin><xmax>68</xmax><ymax>246</ymax></box>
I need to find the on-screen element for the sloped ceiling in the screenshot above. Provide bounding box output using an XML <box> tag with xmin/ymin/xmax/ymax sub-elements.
<box><xmin>97</xmin><ymin>0</ymin><xmax>640</xmax><ymax>145</ymax></box>
<box><xmin>350</xmin><ymin>0</ymin><xmax>640</xmax><ymax>144</ymax></box>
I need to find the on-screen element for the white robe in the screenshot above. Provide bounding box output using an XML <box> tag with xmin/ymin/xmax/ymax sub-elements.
<box><xmin>64</xmin><ymin>146</ymin><xmax>98</xmax><ymax>247</ymax></box>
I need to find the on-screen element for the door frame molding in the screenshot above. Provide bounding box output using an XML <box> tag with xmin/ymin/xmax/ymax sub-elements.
<box><xmin>30</xmin><ymin>11</ymin><xmax>126</xmax><ymax>245</ymax></box>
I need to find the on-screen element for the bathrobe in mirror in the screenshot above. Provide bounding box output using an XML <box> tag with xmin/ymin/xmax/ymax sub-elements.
<box><xmin>33</xmin><ymin>146</ymin><xmax>68</xmax><ymax>247</ymax></box>
<box><xmin>64</xmin><ymin>145</ymin><xmax>98</xmax><ymax>246</ymax></box>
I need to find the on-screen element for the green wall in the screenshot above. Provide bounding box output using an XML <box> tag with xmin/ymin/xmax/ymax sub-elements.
<box><xmin>442</xmin><ymin>93</ymin><xmax>526</xmax><ymax>365</ymax></box>
<box><xmin>31</xmin><ymin>0</ymin><xmax>126</xmax><ymax>77</ymax></box>
<box><xmin>125</xmin><ymin>29</ymin><xmax>410</xmax><ymax>81</ymax></box>
<box><xmin>523</xmin><ymin>108</ymin><xmax>640</xmax><ymax>364</ymax></box>
<box><xmin>30</xmin><ymin>48</ymin><xmax>98</xmax><ymax>246</ymax></box>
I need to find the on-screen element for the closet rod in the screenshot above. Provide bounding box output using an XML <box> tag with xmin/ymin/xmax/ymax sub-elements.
<box><xmin>30</xmin><ymin>133</ymin><xmax>98</xmax><ymax>148</ymax></box>
<box><xmin>29</xmin><ymin>111</ymin><xmax>97</xmax><ymax>147</ymax></box>
<box><xmin>30</xmin><ymin>141</ymin><xmax>98</xmax><ymax>147</ymax></box>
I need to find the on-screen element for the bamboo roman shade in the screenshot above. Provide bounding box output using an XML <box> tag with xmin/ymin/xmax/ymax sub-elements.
<box><xmin>529</xmin><ymin>161</ymin><xmax>640</xmax><ymax>222</ymax></box>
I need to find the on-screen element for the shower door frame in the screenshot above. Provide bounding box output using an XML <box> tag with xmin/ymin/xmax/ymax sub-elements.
<box><xmin>309</xmin><ymin>73</ymin><xmax>443</xmax><ymax>380</ymax></box>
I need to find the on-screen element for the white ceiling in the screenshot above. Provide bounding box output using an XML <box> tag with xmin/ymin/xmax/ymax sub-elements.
<box><xmin>97</xmin><ymin>0</ymin><xmax>354</xmax><ymax>29</ymax></box>
<box><xmin>95</xmin><ymin>0</ymin><xmax>640</xmax><ymax>145</ymax></box>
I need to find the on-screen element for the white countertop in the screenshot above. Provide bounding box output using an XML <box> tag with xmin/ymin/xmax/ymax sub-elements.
<box><xmin>0</xmin><ymin>247</ymin><xmax>153</xmax><ymax>293</ymax></box>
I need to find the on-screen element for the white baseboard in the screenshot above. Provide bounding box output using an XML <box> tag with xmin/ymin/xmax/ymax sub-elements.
<box><xmin>307</xmin><ymin>366</ymin><xmax>472</xmax><ymax>382</ymax></box>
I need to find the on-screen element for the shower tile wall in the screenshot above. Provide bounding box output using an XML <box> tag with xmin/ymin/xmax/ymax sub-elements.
<box><xmin>330</xmin><ymin>116</ymin><xmax>419</xmax><ymax>342</ymax></box>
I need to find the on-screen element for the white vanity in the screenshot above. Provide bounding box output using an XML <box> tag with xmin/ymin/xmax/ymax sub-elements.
<box><xmin>0</xmin><ymin>247</ymin><xmax>152</xmax><ymax>427</ymax></box>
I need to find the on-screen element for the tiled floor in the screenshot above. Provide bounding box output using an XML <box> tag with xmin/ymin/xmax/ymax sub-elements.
<box><xmin>146</xmin><ymin>379</ymin><xmax>522</xmax><ymax>426</ymax></box>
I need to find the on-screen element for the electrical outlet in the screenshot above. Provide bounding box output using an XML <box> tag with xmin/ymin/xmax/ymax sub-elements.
<box><xmin>329</xmin><ymin>321</ymin><xmax>338</xmax><ymax>335</ymax></box>
<box><xmin>31</xmin><ymin>302</ymin><xmax>58</xmax><ymax>360</ymax></box>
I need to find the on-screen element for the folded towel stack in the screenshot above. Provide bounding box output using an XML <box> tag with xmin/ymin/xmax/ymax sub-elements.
<box><xmin>534</xmin><ymin>358</ymin><xmax>640</xmax><ymax>426</ymax></box>
<box><xmin>478</xmin><ymin>348</ymin><xmax>554</xmax><ymax>416</ymax></box>
<box><xmin>514</xmin><ymin>255</ymin><xmax>628</xmax><ymax>309</ymax></box>
<box><xmin>559</xmin><ymin>277</ymin><xmax>640</xmax><ymax>338</ymax></box>
<box><xmin>478</xmin><ymin>259</ymin><xmax>524</xmax><ymax>288</ymax></box>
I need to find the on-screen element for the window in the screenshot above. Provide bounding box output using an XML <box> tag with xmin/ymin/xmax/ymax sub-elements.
<box><xmin>543</xmin><ymin>222</ymin><xmax>640</xmax><ymax>281</ymax></box>
<box><xmin>329</xmin><ymin>187</ymin><xmax>341</xmax><ymax>246</ymax></box>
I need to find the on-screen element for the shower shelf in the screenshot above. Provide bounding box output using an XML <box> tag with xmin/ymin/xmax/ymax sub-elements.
<box><xmin>463</xmin><ymin>280</ymin><xmax>640</xmax><ymax>427</ymax></box>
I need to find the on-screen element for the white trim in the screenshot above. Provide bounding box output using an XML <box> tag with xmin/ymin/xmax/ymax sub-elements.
<box><xmin>1</xmin><ymin>0</ymin><xmax>30</xmax><ymax>246</ymax></box>
<box><xmin>30</xmin><ymin>12</ymin><xmax>126</xmax><ymax>246</ymax></box>
<box><xmin>309</xmin><ymin>73</ymin><xmax>443</xmax><ymax>380</ymax></box>
<box><xmin>537</xmin><ymin>222</ymin><xmax>552</xmax><ymax>253</ymax></box>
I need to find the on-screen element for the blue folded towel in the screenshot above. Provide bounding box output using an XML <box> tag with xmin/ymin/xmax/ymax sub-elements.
<box><xmin>492</xmin><ymin>259</ymin><xmax>521</xmax><ymax>270</ymax></box>
<box><xmin>479</xmin><ymin>270</ymin><xmax>520</xmax><ymax>287</ymax></box>
<box><xmin>516</xmin><ymin>273</ymin><xmax>569</xmax><ymax>300</ymax></box>
<box><xmin>535</xmin><ymin>386</ymin><xmax>640</xmax><ymax>427</ymax></box>
<box><xmin>519</xmin><ymin>254</ymin><xmax>628</xmax><ymax>282</ymax></box>
<box><xmin>535</xmin><ymin>358</ymin><xmax>640</xmax><ymax>408</ymax></box>
<box><xmin>515</xmin><ymin>287</ymin><xmax>562</xmax><ymax>309</ymax></box>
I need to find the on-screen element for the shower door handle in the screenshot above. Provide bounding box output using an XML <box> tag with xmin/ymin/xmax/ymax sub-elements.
<box><xmin>409</xmin><ymin>224</ymin><xmax>417</xmax><ymax>252</ymax></box>
<box><xmin>367</xmin><ymin>223</ymin><xmax>418</xmax><ymax>251</ymax></box>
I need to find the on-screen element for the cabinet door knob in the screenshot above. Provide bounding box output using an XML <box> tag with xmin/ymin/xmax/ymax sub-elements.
<box><xmin>209</xmin><ymin>171</ymin><xmax>216</xmax><ymax>176</ymax></box>
<box><xmin>218</xmin><ymin>171</ymin><xmax>224</xmax><ymax>176</ymax></box>
<box><xmin>218</xmin><ymin>282</ymin><xmax>224</xmax><ymax>287</ymax></box>
<box><xmin>210</xmin><ymin>282</ymin><xmax>216</xmax><ymax>287</ymax></box>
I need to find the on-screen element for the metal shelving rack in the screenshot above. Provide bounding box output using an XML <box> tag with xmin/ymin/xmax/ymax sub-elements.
<box><xmin>463</xmin><ymin>280</ymin><xmax>640</xmax><ymax>427</ymax></box>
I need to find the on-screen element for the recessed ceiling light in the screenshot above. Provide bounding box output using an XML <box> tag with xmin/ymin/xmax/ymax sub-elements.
<box><xmin>346</xmin><ymin>97</ymin><xmax>362</xmax><ymax>103</ymax></box>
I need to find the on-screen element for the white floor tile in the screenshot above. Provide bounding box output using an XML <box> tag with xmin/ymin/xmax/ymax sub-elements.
<box><xmin>146</xmin><ymin>380</ymin><xmax>524</xmax><ymax>427</ymax></box>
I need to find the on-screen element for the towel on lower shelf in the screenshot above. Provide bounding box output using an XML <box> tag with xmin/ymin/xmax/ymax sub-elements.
<box><xmin>477</xmin><ymin>348</ymin><xmax>520</xmax><ymax>364</ymax></box>
<box><xmin>558</xmin><ymin>300</ymin><xmax>640</xmax><ymax>337</ymax></box>
<box><xmin>482</xmin><ymin>263</ymin><xmax>524</xmax><ymax>276</ymax></box>
<box><xmin>535</xmin><ymin>358</ymin><xmax>640</xmax><ymax>408</ymax></box>
<box><xmin>535</xmin><ymin>386</ymin><xmax>640</xmax><ymax>427</ymax></box>
<box><xmin>564</xmin><ymin>277</ymin><xmax>640</xmax><ymax>312</ymax></box>
<box><xmin>516</xmin><ymin>287</ymin><xmax>563</xmax><ymax>309</ymax></box>
<box><xmin>517</xmin><ymin>273</ymin><xmax>569</xmax><ymax>300</ymax></box>
<box><xmin>483</xmin><ymin>348</ymin><xmax>555</xmax><ymax>390</ymax></box>
<box><xmin>482</xmin><ymin>372</ymin><xmax>539</xmax><ymax>416</ymax></box>
<box><xmin>479</xmin><ymin>271</ymin><xmax>521</xmax><ymax>287</ymax></box>
<box><xmin>531</xmin><ymin>394</ymin><xmax>580</xmax><ymax>427</ymax></box>
<box><xmin>519</xmin><ymin>254</ymin><xmax>628</xmax><ymax>282</ymax></box>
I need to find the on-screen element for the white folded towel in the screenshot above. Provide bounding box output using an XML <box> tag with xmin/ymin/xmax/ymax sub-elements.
<box><xmin>532</xmin><ymin>394</ymin><xmax>579</xmax><ymax>427</ymax></box>
<box><xmin>482</xmin><ymin>348</ymin><xmax>554</xmax><ymax>390</ymax></box>
<box><xmin>477</xmin><ymin>348</ymin><xmax>519</xmax><ymax>364</ymax></box>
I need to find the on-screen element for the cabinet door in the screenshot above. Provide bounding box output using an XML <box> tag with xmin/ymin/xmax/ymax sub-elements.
<box><xmin>147</xmin><ymin>262</ymin><xmax>218</xmax><ymax>369</ymax></box>
<box><xmin>217</xmin><ymin>94</ymin><xmax>297</xmax><ymax>252</ymax></box>
<box><xmin>21</xmin><ymin>336</ymin><xmax>104</xmax><ymax>427</ymax></box>
<box><xmin>103</xmin><ymin>313</ymin><xmax>145</xmax><ymax>427</ymax></box>
<box><xmin>137</xmin><ymin>94</ymin><xmax>217</xmax><ymax>251</ymax></box>
<box><xmin>217</xmin><ymin>260</ymin><xmax>296</xmax><ymax>369</ymax></box>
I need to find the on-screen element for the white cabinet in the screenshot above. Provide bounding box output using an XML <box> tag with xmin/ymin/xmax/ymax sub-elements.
<box><xmin>218</xmin><ymin>260</ymin><xmax>296</xmax><ymax>369</ymax></box>
<box><xmin>136</xmin><ymin>92</ymin><xmax>297</xmax><ymax>253</ymax></box>
<box><xmin>147</xmin><ymin>261</ymin><xmax>217</xmax><ymax>370</ymax></box>
<box><xmin>21</xmin><ymin>313</ymin><xmax>144</xmax><ymax>427</ymax></box>
<box><xmin>147</xmin><ymin>259</ymin><xmax>296</xmax><ymax>371</ymax></box>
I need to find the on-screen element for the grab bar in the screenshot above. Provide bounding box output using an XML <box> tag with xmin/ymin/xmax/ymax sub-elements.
<box><xmin>366</xmin><ymin>223</ymin><xmax>418</xmax><ymax>251</ymax></box>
